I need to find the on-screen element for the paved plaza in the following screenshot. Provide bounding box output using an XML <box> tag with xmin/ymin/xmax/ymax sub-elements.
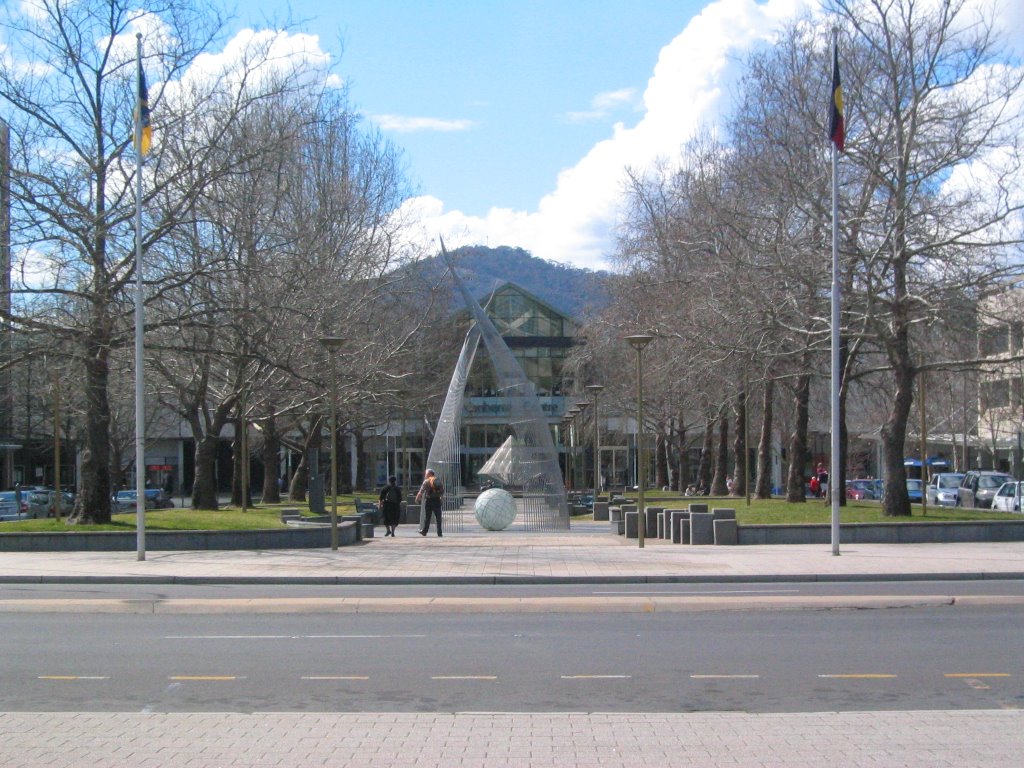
<box><xmin>1</xmin><ymin>710</ymin><xmax>1021</xmax><ymax>767</ymax></box>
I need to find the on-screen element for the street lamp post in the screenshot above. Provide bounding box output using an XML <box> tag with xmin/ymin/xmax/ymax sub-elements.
<box><xmin>565</xmin><ymin>407</ymin><xmax>579</xmax><ymax>490</ymax></box>
<box><xmin>575</xmin><ymin>401</ymin><xmax>589</xmax><ymax>493</ymax></box>
<box><xmin>625</xmin><ymin>334</ymin><xmax>655</xmax><ymax>548</ymax></box>
<box><xmin>318</xmin><ymin>336</ymin><xmax>345</xmax><ymax>551</ymax></box>
<box><xmin>586</xmin><ymin>384</ymin><xmax>604</xmax><ymax>504</ymax></box>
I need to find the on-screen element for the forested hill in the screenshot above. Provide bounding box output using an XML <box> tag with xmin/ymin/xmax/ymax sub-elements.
<box><xmin>413</xmin><ymin>245</ymin><xmax>611</xmax><ymax>320</ymax></box>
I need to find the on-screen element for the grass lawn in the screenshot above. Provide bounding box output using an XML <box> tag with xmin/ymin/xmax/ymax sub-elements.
<box><xmin>575</xmin><ymin>492</ymin><xmax>1024</xmax><ymax>526</ymax></box>
<box><xmin>0</xmin><ymin>497</ymin><xmax>363</xmax><ymax>532</ymax></box>
<box><xmin>3</xmin><ymin>493</ymin><xmax>1021</xmax><ymax>532</ymax></box>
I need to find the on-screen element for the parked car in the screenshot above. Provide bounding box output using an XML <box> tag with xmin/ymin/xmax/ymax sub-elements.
<box><xmin>992</xmin><ymin>481</ymin><xmax>1024</xmax><ymax>513</ymax></box>
<box><xmin>957</xmin><ymin>470</ymin><xmax>1015</xmax><ymax>509</ymax></box>
<box><xmin>846</xmin><ymin>479</ymin><xmax>880</xmax><ymax>500</ymax></box>
<box><xmin>926</xmin><ymin>472</ymin><xmax>965</xmax><ymax>507</ymax></box>
<box><xmin>906</xmin><ymin>478</ymin><xmax>924</xmax><ymax>503</ymax></box>
<box><xmin>114</xmin><ymin>489</ymin><xmax>156</xmax><ymax>511</ymax></box>
<box><xmin>26</xmin><ymin>489</ymin><xmax>75</xmax><ymax>519</ymax></box>
<box><xmin>0</xmin><ymin>490</ymin><xmax>30</xmax><ymax>521</ymax></box>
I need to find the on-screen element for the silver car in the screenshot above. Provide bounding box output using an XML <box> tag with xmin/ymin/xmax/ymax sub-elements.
<box><xmin>992</xmin><ymin>481</ymin><xmax>1024</xmax><ymax>513</ymax></box>
<box><xmin>926</xmin><ymin>473</ymin><xmax>964</xmax><ymax>507</ymax></box>
<box><xmin>958</xmin><ymin>471</ymin><xmax>1015</xmax><ymax>508</ymax></box>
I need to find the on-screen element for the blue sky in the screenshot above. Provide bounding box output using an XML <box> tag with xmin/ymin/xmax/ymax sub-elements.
<box><xmin>230</xmin><ymin>1</ymin><xmax>1022</xmax><ymax>270</ymax></box>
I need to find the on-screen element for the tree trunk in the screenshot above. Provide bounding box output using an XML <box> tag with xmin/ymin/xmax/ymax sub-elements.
<box><xmin>755</xmin><ymin>378</ymin><xmax>774</xmax><ymax>499</ymax></box>
<box><xmin>731</xmin><ymin>388</ymin><xmax>746</xmax><ymax>497</ymax></box>
<box><xmin>73</xmin><ymin>334</ymin><xmax>113</xmax><ymax>524</ymax></box>
<box><xmin>696</xmin><ymin>417</ymin><xmax>714</xmax><ymax>494</ymax></box>
<box><xmin>655</xmin><ymin>424</ymin><xmax>669</xmax><ymax>490</ymax></box>
<box><xmin>192</xmin><ymin>435</ymin><xmax>220</xmax><ymax>509</ymax></box>
<box><xmin>710</xmin><ymin>410</ymin><xmax>729</xmax><ymax>496</ymax></box>
<box><xmin>261</xmin><ymin>416</ymin><xmax>282</xmax><ymax>504</ymax></box>
<box><xmin>230</xmin><ymin>418</ymin><xmax>252</xmax><ymax>507</ymax></box>
<box><xmin>882</xmin><ymin>359</ymin><xmax>915</xmax><ymax>516</ymax></box>
<box><xmin>673</xmin><ymin>416</ymin><xmax>688</xmax><ymax>492</ymax></box>
<box><xmin>786</xmin><ymin>372</ymin><xmax>810</xmax><ymax>503</ymax></box>
<box><xmin>289</xmin><ymin>416</ymin><xmax>323</xmax><ymax>502</ymax></box>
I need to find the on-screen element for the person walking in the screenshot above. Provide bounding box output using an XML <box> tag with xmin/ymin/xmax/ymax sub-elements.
<box><xmin>378</xmin><ymin>475</ymin><xmax>402</xmax><ymax>537</ymax></box>
<box><xmin>416</xmin><ymin>469</ymin><xmax>444</xmax><ymax>537</ymax></box>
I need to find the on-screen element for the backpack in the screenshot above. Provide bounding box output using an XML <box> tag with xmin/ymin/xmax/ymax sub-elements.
<box><xmin>427</xmin><ymin>477</ymin><xmax>443</xmax><ymax>499</ymax></box>
<box><xmin>385</xmin><ymin>485</ymin><xmax>401</xmax><ymax>505</ymax></box>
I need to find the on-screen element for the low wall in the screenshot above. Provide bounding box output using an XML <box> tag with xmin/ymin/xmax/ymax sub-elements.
<box><xmin>0</xmin><ymin>522</ymin><xmax>360</xmax><ymax>552</ymax></box>
<box><xmin>738</xmin><ymin>519</ymin><xmax>1024</xmax><ymax>545</ymax></box>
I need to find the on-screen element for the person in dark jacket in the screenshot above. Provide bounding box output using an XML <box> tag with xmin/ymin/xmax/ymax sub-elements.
<box><xmin>378</xmin><ymin>476</ymin><xmax>402</xmax><ymax>537</ymax></box>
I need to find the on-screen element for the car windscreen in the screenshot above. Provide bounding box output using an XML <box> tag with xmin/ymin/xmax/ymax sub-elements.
<box><xmin>979</xmin><ymin>475</ymin><xmax>1012</xmax><ymax>489</ymax></box>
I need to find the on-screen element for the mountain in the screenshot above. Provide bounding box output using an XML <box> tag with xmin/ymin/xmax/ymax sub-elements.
<box><xmin>413</xmin><ymin>245</ymin><xmax>612</xmax><ymax>320</ymax></box>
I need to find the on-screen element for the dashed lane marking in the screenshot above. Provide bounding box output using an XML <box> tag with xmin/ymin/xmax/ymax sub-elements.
<box><xmin>37</xmin><ymin>676</ymin><xmax>109</xmax><ymax>681</ymax></box>
<box><xmin>818</xmin><ymin>674</ymin><xmax>897</xmax><ymax>679</ymax></box>
<box><xmin>168</xmin><ymin>676</ymin><xmax>241</xmax><ymax>681</ymax></box>
<box><xmin>691</xmin><ymin>674</ymin><xmax>760</xmax><ymax>679</ymax></box>
<box><xmin>560</xmin><ymin>675</ymin><xmax>631</xmax><ymax>680</ymax></box>
<box><xmin>301</xmin><ymin>676</ymin><xmax>369</xmax><ymax>681</ymax></box>
<box><xmin>944</xmin><ymin>673</ymin><xmax>1011</xmax><ymax>678</ymax></box>
<box><xmin>431</xmin><ymin>676</ymin><xmax>498</xmax><ymax>681</ymax></box>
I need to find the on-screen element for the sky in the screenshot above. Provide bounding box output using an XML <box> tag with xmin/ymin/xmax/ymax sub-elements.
<box><xmin>234</xmin><ymin>0</ymin><xmax>830</xmax><ymax>271</ymax></box>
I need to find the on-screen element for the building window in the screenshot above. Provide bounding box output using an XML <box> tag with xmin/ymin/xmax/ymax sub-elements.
<box><xmin>980</xmin><ymin>324</ymin><xmax>1009</xmax><ymax>356</ymax></box>
<box><xmin>981</xmin><ymin>379</ymin><xmax>1011</xmax><ymax>411</ymax></box>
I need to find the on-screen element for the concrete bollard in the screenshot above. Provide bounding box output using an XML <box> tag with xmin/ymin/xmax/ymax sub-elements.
<box><xmin>657</xmin><ymin>511</ymin><xmax>665</xmax><ymax>540</ymax></box>
<box><xmin>624</xmin><ymin>510</ymin><xmax>639</xmax><ymax>539</ymax></box>
<box><xmin>610</xmin><ymin>506</ymin><xmax>623</xmax><ymax>522</ymax></box>
<box><xmin>593</xmin><ymin>501</ymin><xmax>610</xmax><ymax>521</ymax></box>
<box><xmin>671</xmin><ymin>510</ymin><xmax>691</xmax><ymax>544</ymax></box>
<box><xmin>646</xmin><ymin>507</ymin><xmax>663</xmax><ymax>539</ymax></box>
<box><xmin>713</xmin><ymin>517</ymin><xmax>738</xmax><ymax>545</ymax></box>
<box><xmin>689</xmin><ymin>511</ymin><xmax>714</xmax><ymax>545</ymax></box>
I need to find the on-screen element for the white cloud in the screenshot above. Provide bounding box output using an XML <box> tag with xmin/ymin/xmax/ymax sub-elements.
<box><xmin>370</xmin><ymin>115</ymin><xmax>476</xmax><ymax>133</ymax></box>
<box><xmin>407</xmin><ymin>0</ymin><xmax>814</xmax><ymax>270</ymax></box>
<box><xmin>592</xmin><ymin>88</ymin><xmax>637</xmax><ymax>110</ymax></box>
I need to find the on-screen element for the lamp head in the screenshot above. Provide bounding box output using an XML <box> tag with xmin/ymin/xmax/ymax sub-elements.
<box><xmin>624</xmin><ymin>333</ymin><xmax>655</xmax><ymax>350</ymax></box>
<box><xmin>318</xmin><ymin>336</ymin><xmax>346</xmax><ymax>350</ymax></box>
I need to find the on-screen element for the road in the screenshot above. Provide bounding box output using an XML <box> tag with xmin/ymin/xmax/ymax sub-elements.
<box><xmin>2</xmin><ymin>582</ymin><xmax>1022</xmax><ymax>714</ymax></box>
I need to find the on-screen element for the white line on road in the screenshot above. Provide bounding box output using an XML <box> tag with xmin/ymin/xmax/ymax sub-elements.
<box><xmin>690</xmin><ymin>674</ymin><xmax>760</xmax><ymax>679</ymax></box>
<box><xmin>561</xmin><ymin>675</ymin><xmax>632</xmax><ymax>679</ymax></box>
<box><xmin>592</xmin><ymin>589</ymin><xmax>801</xmax><ymax>595</ymax></box>
<box><xmin>163</xmin><ymin>634</ymin><xmax>427</xmax><ymax>640</ymax></box>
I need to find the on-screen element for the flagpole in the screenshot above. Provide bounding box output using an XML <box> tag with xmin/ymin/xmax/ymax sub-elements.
<box><xmin>830</xmin><ymin>27</ymin><xmax>841</xmax><ymax>556</ymax></box>
<box><xmin>134</xmin><ymin>33</ymin><xmax>146</xmax><ymax>561</ymax></box>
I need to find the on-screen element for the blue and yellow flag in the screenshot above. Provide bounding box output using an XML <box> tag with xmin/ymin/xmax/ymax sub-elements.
<box><xmin>135</xmin><ymin>60</ymin><xmax>152</xmax><ymax>156</ymax></box>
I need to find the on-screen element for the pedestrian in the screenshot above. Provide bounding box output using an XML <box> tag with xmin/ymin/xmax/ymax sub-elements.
<box><xmin>378</xmin><ymin>475</ymin><xmax>402</xmax><ymax>537</ymax></box>
<box><xmin>416</xmin><ymin>469</ymin><xmax>444</xmax><ymax>537</ymax></box>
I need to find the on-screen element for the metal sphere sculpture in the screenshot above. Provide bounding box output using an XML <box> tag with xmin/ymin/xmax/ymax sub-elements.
<box><xmin>474</xmin><ymin>488</ymin><xmax>518</xmax><ymax>531</ymax></box>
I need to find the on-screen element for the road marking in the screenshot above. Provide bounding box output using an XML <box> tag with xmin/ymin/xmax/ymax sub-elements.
<box><xmin>164</xmin><ymin>634</ymin><xmax>426</xmax><ymax>640</ymax></box>
<box><xmin>593</xmin><ymin>589</ymin><xmax>800</xmax><ymax>595</ymax></box>
<box><xmin>431</xmin><ymin>675</ymin><xmax>498</xmax><ymax>681</ymax></box>
<box><xmin>691</xmin><ymin>674</ymin><xmax>760</xmax><ymax>679</ymax></box>
<box><xmin>168</xmin><ymin>676</ymin><xmax>241</xmax><ymax>681</ymax></box>
<box><xmin>818</xmin><ymin>674</ymin><xmax>897</xmax><ymax>679</ymax></box>
<box><xmin>37</xmin><ymin>676</ymin><xmax>109</xmax><ymax>681</ymax></box>
<box><xmin>944</xmin><ymin>673</ymin><xmax>1011</xmax><ymax>678</ymax></box>
<box><xmin>302</xmin><ymin>676</ymin><xmax>369</xmax><ymax>681</ymax></box>
<box><xmin>561</xmin><ymin>675</ymin><xmax>631</xmax><ymax>679</ymax></box>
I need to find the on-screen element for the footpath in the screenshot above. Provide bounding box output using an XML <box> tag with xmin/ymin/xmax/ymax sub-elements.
<box><xmin>1</xmin><ymin>522</ymin><xmax>1023</xmax><ymax>767</ymax></box>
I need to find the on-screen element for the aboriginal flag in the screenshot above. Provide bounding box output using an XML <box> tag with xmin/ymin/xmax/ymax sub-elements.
<box><xmin>829</xmin><ymin>44</ymin><xmax>844</xmax><ymax>152</ymax></box>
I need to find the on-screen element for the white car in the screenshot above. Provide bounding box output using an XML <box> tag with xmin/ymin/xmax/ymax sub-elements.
<box><xmin>991</xmin><ymin>481</ymin><xmax>1024</xmax><ymax>513</ymax></box>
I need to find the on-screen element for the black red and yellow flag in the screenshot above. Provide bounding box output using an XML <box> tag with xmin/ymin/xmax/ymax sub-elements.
<box><xmin>829</xmin><ymin>44</ymin><xmax>844</xmax><ymax>152</ymax></box>
<box><xmin>135</xmin><ymin>60</ymin><xmax>152</xmax><ymax>156</ymax></box>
